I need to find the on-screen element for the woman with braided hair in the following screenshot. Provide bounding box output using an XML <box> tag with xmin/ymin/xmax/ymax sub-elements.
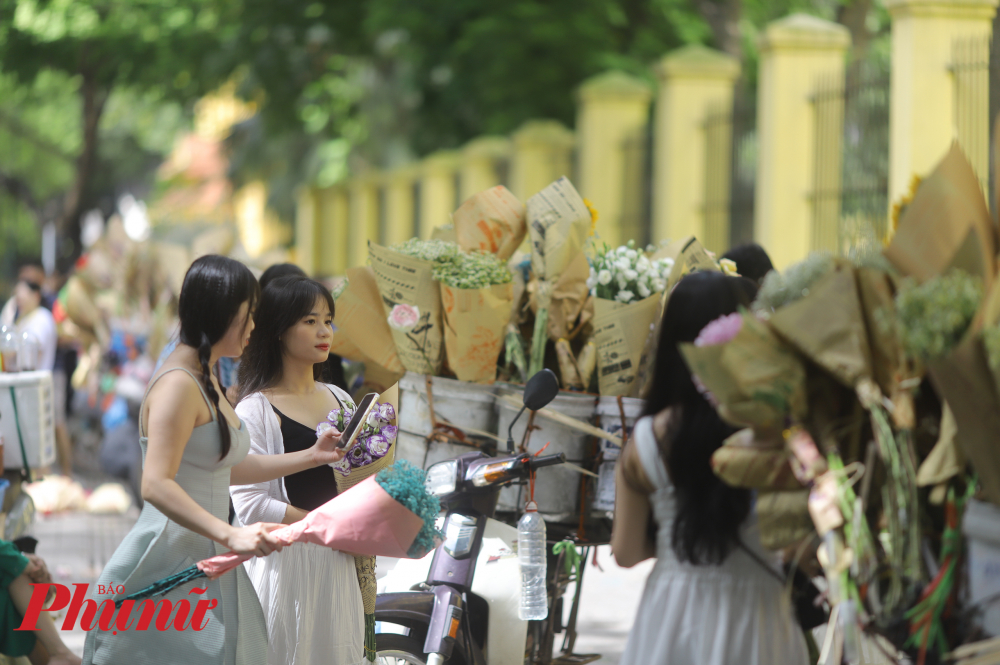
<box><xmin>83</xmin><ymin>255</ymin><xmax>349</xmax><ymax>665</ymax></box>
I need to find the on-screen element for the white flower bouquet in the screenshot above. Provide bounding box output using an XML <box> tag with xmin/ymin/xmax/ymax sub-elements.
<box><xmin>587</xmin><ymin>240</ymin><xmax>674</xmax><ymax>304</ymax></box>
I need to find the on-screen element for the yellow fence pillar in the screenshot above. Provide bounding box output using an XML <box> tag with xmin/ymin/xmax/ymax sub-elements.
<box><xmin>317</xmin><ymin>186</ymin><xmax>349</xmax><ymax>276</ymax></box>
<box><xmin>576</xmin><ymin>72</ymin><xmax>653</xmax><ymax>247</ymax></box>
<box><xmin>295</xmin><ymin>187</ymin><xmax>318</xmax><ymax>275</ymax></box>
<box><xmin>754</xmin><ymin>14</ymin><xmax>850</xmax><ymax>270</ymax></box>
<box><xmin>460</xmin><ymin>137</ymin><xmax>511</xmax><ymax>203</ymax></box>
<box><xmin>348</xmin><ymin>175</ymin><xmax>379</xmax><ymax>267</ymax></box>
<box><xmin>509</xmin><ymin>120</ymin><xmax>575</xmax><ymax>202</ymax></box>
<box><xmin>653</xmin><ymin>45</ymin><xmax>740</xmax><ymax>247</ymax></box>
<box><xmin>887</xmin><ymin>0</ymin><xmax>998</xmax><ymax>206</ymax></box>
<box><xmin>419</xmin><ymin>151</ymin><xmax>461</xmax><ymax>238</ymax></box>
<box><xmin>383</xmin><ymin>166</ymin><xmax>418</xmax><ymax>246</ymax></box>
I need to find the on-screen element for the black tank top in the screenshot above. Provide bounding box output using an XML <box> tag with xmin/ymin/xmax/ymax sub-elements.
<box><xmin>271</xmin><ymin>392</ymin><xmax>342</xmax><ymax>511</ymax></box>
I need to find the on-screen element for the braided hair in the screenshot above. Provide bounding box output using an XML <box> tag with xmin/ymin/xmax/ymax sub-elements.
<box><xmin>177</xmin><ymin>255</ymin><xmax>259</xmax><ymax>459</ymax></box>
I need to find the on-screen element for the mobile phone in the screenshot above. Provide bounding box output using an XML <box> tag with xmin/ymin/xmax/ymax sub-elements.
<box><xmin>338</xmin><ymin>393</ymin><xmax>378</xmax><ymax>449</ymax></box>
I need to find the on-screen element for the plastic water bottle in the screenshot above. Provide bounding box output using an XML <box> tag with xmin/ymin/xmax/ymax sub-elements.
<box><xmin>518</xmin><ymin>501</ymin><xmax>548</xmax><ymax>620</ymax></box>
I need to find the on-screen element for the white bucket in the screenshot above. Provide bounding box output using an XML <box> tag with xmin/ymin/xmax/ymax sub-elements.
<box><xmin>592</xmin><ymin>396</ymin><xmax>646</xmax><ymax>513</ymax></box>
<box><xmin>963</xmin><ymin>499</ymin><xmax>1000</xmax><ymax>635</ymax></box>
<box><xmin>396</xmin><ymin>372</ymin><xmax>498</xmax><ymax>469</ymax></box>
<box><xmin>496</xmin><ymin>386</ymin><xmax>596</xmax><ymax>521</ymax></box>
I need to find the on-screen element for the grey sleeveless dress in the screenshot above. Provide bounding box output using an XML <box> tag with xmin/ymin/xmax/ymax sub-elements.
<box><xmin>83</xmin><ymin>368</ymin><xmax>268</xmax><ymax>665</ymax></box>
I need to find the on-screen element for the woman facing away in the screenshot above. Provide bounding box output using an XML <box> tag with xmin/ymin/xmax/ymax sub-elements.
<box><xmin>83</xmin><ymin>256</ymin><xmax>348</xmax><ymax>665</ymax></box>
<box><xmin>612</xmin><ymin>271</ymin><xmax>809</xmax><ymax>665</ymax></box>
<box><xmin>231</xmin><ymin>275</ymin><xmax>364</xmax><ymax>665</ymax></box>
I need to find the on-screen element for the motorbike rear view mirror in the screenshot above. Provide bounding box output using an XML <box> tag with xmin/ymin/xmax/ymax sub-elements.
<box><xmin>507</xmin><ymin>369</ymin><xmax>559</xmax><ymax>453</ymax></box>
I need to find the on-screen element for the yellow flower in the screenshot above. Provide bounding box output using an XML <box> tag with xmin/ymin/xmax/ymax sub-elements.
<box><xmin>886</xmin><ymin>175</ymin><xmax>922</xmax><ymax>246</ymax></box>
<box><xmin>583</xmin><ymin>198</ymin><xmax>599</xmax><ymax>236</ymax></box>
<box><xmin>719</xmin><ymin>258</ymin><xmax>739</xmax><ymax>277</ymax></box>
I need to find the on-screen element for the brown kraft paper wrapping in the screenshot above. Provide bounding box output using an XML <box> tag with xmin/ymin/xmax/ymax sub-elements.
<box><xmin>768</xmin><ymin>261</ymin><xmax>874</xmax><ymax>389</ymax></box>
<box><xmin>885</xmin><ymin>142</ymin><xmax>997</xmax><ymax>292</ymax></box>
<box><xmin>635</xmin><ymin>237</ymin><xmax>720</xmax><ymax>398</ymax></box>
<box><xmin>927</xmin><ymin>335</ymin><xmax>1000</xmax><ymax>506</ymax></box>
<box><xmin>680</xmin><ymin>314</ymin><xmax>808</xmax><ymax>429</ymax></box>
<box><xmin>592</xmin><ymin>294</ymin><xmax>660</xmax><ymax>396</ymax></box>
<box><xmin>453</xmin><ymin>185</ymin><xmax>527</xmax><ymax>260</ymax></box>
<box><xmin>528</xmin><ymin>251</ymin><xmax>593</xmax><ymax>340</ymax></box>
<box><xmin>440</xmin><ymin>282</ymin><xmax>514</xmax><ymax>384</ymax></box>
<box><xmin>369</xmin><ymin>241</ymin><xmax>445</xmax><ymax>375</ymax></box>
<box><xmin>329</xmin><ymin>265</ymin><xmax>404</xmax><ymax>376</ymax></box>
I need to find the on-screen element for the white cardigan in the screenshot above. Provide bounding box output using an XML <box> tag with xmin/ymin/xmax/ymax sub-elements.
<box><xmin>231</xmin><ymin>384</ymin><xmax>353</xmax><ymax>526</ymax></box>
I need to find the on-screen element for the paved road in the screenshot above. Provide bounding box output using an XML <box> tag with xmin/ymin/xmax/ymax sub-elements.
<box><xmin>31</xmin><ymin>508</ymin><xmax>651</xmax><ymax>662</ymax></box>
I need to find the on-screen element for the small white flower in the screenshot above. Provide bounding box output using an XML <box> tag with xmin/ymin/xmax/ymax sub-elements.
<box><xmin>625</xmin><ymin>249</ymin><xmax>638</xmax><ymax>261</ymax></box>
<box><xmin>586</xmin><ymin>274</ymin><xmax>597</xmax><ymax>290</ymax></box>
<box><xmin>615</xmin><ymin>257</ymin><xmax>631</xmax><ymax>272</ymax></box>
<box><xmin>653</xmin><ymin>278</ymin><xmax>666</xmax><ymax>292</ymax></box>
<box><xmin>636</xmin><ymin>256</ymin><xmax>651</xmax><ymax>273</ymax></box>
<box><xmin>616</xmin><ymin>273</ymin><xmax>628</xmax><ymax>289</ymax></box>
<box><xmin>616</xmin><ymin>246</ymin><xmax>629</xmax><ymax>257</ymax></box>
<box><xmin>615</xmin><ymin>289</ymin><xmax>635</xmax><ymax>303</ymax></box>
<box><xmin>598</xmin><ymin>269</ymin><xmax>612</xmax><ymax>285</ymax></box>
<box><xmin>637</xmin><ymin>282</ymin><xmax>651</xmax><ymax>299</ymax></box>
<box><xmin>624</xmin><ymin>269</ymin><xmax>638</xmax><ymax>281</ymax></box>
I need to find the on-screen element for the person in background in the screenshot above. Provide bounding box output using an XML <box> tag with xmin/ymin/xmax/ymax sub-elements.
<box><xmin>721</xmin><ymin>243</ymin><xmax>775</xmax><ymax>286</ymax></box>
<box><xmin>0</xmin><ymin>539</ymin><xmax>81</xmax><ymax>664</ymax></box>
<box><xmin>612</xmin><ymin>271</ymin><xmax>808</xmax><ymax>665</ymax></box>
<box><xmin>2</xmin><ymin>264</ymin><xmax>74</xmax><ymax>475</ymax></box>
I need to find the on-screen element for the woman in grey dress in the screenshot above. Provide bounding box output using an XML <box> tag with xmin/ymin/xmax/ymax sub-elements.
<box><xmin>83</xmin><ymin>256</ymin><xmax>348</xmax><ymax>665</ymax></box>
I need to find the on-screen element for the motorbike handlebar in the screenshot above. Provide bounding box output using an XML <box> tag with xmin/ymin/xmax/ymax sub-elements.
<box><xmin>530</xmin><ymin>453</ymin><xmax>566</xmax><ymax>469</ymax></box>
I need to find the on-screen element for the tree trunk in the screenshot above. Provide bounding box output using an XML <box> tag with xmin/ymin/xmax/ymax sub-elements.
<box><xmin>695</xmin><ymin>0</ymin><xmax>743</xmax><ymax>61</ymax></box>
<box><xmin>838</xmin><ymin>0</ymin><xmax>874</xmax><ymax>60</ymax></box>
<box><xmin>59</xmin><ymin>69</ymin><xmax>108</xmax><ymax>260</ymax></box>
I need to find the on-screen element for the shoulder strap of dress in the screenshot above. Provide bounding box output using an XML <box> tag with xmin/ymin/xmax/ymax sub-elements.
<box><xmin>633</xmin><ymin>416</ymin><xmax>670</xmax><ymax>490</ymax></box>
<box><xmin>140</xmin><ymin>367</ymin><xmax>216</xmax><ymax>437</ymax></box>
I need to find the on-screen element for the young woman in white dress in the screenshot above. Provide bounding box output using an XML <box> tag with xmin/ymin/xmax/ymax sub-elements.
<box><xmin>231</xmin><ymin>275</ymin><xmax>364</xmax><ymax>665</ymax></box>
<box><xmin>612</xmin><ymin>271</ymin><xmax>809</xmax><ymax>665</ymax></box>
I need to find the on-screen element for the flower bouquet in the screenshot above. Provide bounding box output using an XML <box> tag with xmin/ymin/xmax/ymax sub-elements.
<box><xmin>369</xmin><ymin>240</ymin><xmax>450</xmax><ymax>375</ymax></box>
<box><xmin>588</xmin><ymin>240</ymin><xmax>673</xmax><ymax>396</ymax></box>
<box><xmin>587</xmin><ymin>240</ymin><xmax>674</xmax><ymax>305</ymax></box>
<box><xmin>435</xmin><ymin>248</ymin><xmax>515</xmax><ymax>384</ymax></box>
<box><xmin>525</xmin><ymin>177</ymin><xmax>594</xmax><ymax>376</ymax></box>
<box><xmin>122</xmin><ymin>461</ymin><xmax>439</xmax><ymax>662</ymax></box>
<box><xmin>320</xmin><ymin>399</ymin><xmax>398</xmax><ymax>660</ymax></box>
<box><xmin>120</xmin><ymin>461</ymin><xmax>442</xmax><ymax>601</ymax></box>
<box><xmin>680</xmin><ymin>312</ymin><xmax>808</xmax><ymax>429</ymax></box>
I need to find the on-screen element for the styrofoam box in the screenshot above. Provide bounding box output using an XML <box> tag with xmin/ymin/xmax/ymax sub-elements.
<box><xmin>963</xmin><ymin>498</ymin><xmax>1000</xmax><ymax>636</ymax></box>
<box><xmin>0</xmin><ymin>371</ymin><xmax>56</xmax><ymax>470</ymax></box>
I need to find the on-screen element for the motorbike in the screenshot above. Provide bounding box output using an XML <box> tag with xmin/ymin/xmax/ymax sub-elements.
<box><xmin>375</xmin><ymin>370</ymin><xmax>602</xmax><ymax>665</ymax></box>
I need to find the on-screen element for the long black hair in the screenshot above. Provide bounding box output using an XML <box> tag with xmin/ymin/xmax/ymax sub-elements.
<box><xmin>642</xmin><ymin>270</ymin><xmax>759</xmax><ymax>565</ymax></box>
<box><xmin>235</xmin><ymin>275</ymin><xmax>336</xmax><ymax>404</ymax></box>
<box><xmin>177</xmin><ymin>255</ymin><xmax>259</xmax><ymax>459</ymax></box>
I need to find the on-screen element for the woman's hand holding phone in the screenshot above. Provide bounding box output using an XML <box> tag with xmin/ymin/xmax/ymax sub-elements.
<box><xmin>310</xmin><ymin>426</ymin><xmax>346</xmax><ymax>466</ymax></box>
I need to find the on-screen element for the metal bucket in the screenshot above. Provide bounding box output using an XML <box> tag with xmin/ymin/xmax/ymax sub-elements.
<box><xmin>592</xmin><ymin>396</ymin><xmax>646</xmax><ymax>514</ymax></box>
<box><xmin>396</xmin><ymin>372</ymin><xmax>498</xmax><ymax>468</ymax></box>
<box><xmin>496</xmin><ymin>386</ymin><xmax>596</xmax><ymax>522</ymax></box>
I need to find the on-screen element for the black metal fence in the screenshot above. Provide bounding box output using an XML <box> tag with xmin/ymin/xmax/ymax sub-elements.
<box><xmin>619</xmin><ymin>119</ymin><xmax>653</xmax><ymax>247</ymax></box>
<box><xmin>951</xmin><ymin>36</ymin><xmax>992</xmax><ymax>205</ymax></box>
<box><xmin>811</xmin><ymin>58</ymin><xmax>891</xmax><ymax>256</ymax></box>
